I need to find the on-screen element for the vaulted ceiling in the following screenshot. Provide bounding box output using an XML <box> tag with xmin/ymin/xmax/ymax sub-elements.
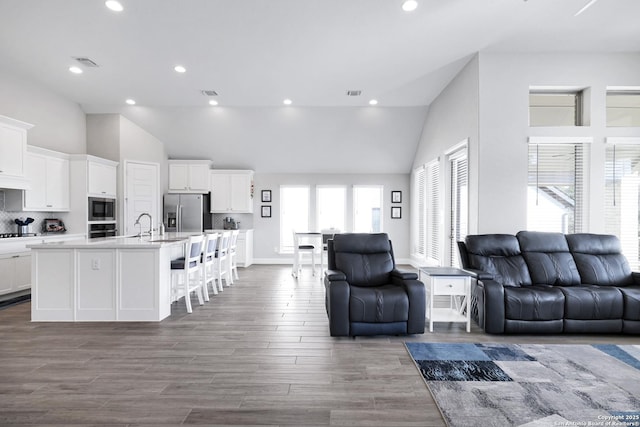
<box><xmin>1</xmin><ymin>0</ymin><xmax>639</xmax><ymax>172</ymax></box>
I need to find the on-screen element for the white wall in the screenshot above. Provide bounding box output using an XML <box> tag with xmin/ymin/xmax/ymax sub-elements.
<box><xmin>477</xmin><ymin>52</ymin><xmax>640</xmax><ymax>234</ymax></box>
<box><xmin>410</xmin><ymin>55</ymin><xmax>479</xmax><ymax>265</ymax></box>
<box><xmin>252</xmin><ymin>173</ymin><xmax>411</xmax><ymax>263</ymax></box>
<box><xmin>0</xmin><ymin>69</ymin><xmax>86</xmax><ymax>154</ymax></box>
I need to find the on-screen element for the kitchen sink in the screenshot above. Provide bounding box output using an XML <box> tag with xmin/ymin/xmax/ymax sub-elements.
<box><xmin>146</xmin><ymin>238</ymin><xmax>185</xmax><ymax>243</ymax></box>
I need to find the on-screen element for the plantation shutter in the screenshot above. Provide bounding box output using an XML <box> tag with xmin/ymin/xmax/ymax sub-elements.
<box><xmin>527</xmin><ymin>142</ymin><xmax>587</xmax><ymax>234</ymax></box>
<box><xmin>605</xmin><ymin>142</ymin><xmax>640</xmax><ymax>270</ymax></box>
<box><xmin>449</xmin><ymin>148</ymin><xmax>468</xmax><ymax>267</ymax></box>
<box><xmin>413</xmin><ymin>167</ymin><xmax>426</xmax><ymax>257</ymax></box>
<box><xmin>426</xmin><ymin>160</ymin><xmax>440</xmax><ymax>263</ymax></box>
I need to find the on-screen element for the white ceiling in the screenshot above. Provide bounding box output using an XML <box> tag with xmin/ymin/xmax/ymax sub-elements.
<box><xmin>1</xmin><ymin>0</ymin><xmax>639</xmax><ymax>172</ymax></box>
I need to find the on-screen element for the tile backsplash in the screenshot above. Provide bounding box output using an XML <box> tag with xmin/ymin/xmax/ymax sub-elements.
<box><xmin>0</xmin><ymin>190</ymin><xmax>70</xmax><ymax>234</ymax></box>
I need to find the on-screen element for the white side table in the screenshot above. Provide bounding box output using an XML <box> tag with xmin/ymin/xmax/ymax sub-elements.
<box><xmin>419</xmin><ymin>267</ymin><xmax>471</xmax><ymax>333</ymax></box>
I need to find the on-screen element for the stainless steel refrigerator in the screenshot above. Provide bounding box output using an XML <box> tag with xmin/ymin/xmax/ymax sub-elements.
<box><xmin>163</xmin><ymin>194</ymin><xmax>212</xmax><ymax>232</ymax></box>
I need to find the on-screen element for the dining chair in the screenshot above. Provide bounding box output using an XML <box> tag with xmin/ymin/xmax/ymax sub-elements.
<box><xmin>292</xmin><ymin>231</ymin><xmax>318</xmax><ymax>278</ymax></box>
<box><xmin>170</xmin><ymin>234</ymin><xmax>205</xmax><ymax>313</ymax></box>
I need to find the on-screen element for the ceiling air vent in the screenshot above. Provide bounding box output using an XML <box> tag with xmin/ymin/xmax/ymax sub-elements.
<box><xmin>73</xmin><ymin>57</ymin><xmax>99</xmax><ymax>67</ymax></box>
<box><xmin>201</xmin><ymin>90</ymin><xmax>219</xmax><ymax>97</ymax></box>
<box><xmin>346</xmin><ymin>90</ymin><xmax>362</xmax><ymax>96</ymax></box>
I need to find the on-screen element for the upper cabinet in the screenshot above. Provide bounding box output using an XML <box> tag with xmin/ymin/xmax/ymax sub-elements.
<box><xmin>0</xmin><ymin>115</ymin><xmax>33</xmax><ymax>190</ymax></box>
<box><xmin>87</xmin><ymin>157</ymin><xmax>118</xmax><ymax>197</ymax></box>
<box><xmin>210</xmin><ymin>170</ymin><xmax>254</xmax><ymax>213</ymax></box>
<box><xmin>6</xmin><ymin>147</ymin><xmax>70</xmax><ymax>212</ymax></box>
<box><xmin>168</xmin><ymin>160</ymin><xmax>212</xmax><ymax>193</ymax></box>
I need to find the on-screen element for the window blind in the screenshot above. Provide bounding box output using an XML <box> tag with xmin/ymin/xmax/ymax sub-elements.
<box><xmin>413</xmin><ymin>167</ymin><xmax>426</xmax><ymax>257</ymax></box>
<box><xmin>605</xmin><ymin>143</ymin><xmax>640</xmax><ymax>269</ymax></box>
<box><xmin>426</xmin><ymin>160</ymin><xmax>440</xmax><ymax>263</ymax></box>
<box><xmin>449</xmin><ymin>148</ymin><xmax>468</xmax><ymax>267</ymax></box>
<box><xmin>527</xmin><ymin>143</ymin><xmax>587</xmax><ymax>234</ymax></box>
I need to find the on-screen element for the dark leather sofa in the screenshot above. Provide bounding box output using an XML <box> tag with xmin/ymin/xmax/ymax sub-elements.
<box><xmin>460</xmin><ymin>231</ymin><xmax>640</xmax><ymax>334</ymax></box>
<box><xmin>324</xmin><ymin>233</ymin><xmax>426</xmax><ymax>336</ymax></box>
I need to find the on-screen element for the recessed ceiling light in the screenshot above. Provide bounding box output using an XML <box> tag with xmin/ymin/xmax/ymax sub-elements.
<box><xmin>174</xmin><ymin>65</ymin><xmax>186</xmax><ymax>73</ymax></box>
<box><xmin>402</xmin><ymin>0</ymin><xmax>418</xmax><ymax>12</ymax></box>
<box><xmin>69</xmin><ymin>66</ymin><xmax>83</xmax><ymax>74</ymax></box>
<box><xmin>283</xmin><ymin>99</ymin><xmax>292</xmax><ymax>105</ymax></box>
<box><xmin>105</xmin><ymin>1</ymin><xmax>124</xmax><ymax>12</ymax></box>
<box><xmin>369</xmin><ymin>99</ymin><xmax>378</xmax><ymax>105</ymax></box>
<box><xmin>209</xmin><ymin>100</ymin><xmax>219</xmax><ymax>106</ymax></box>
<box><xmin>125</xmin><ymin>99</ymin><xmax>136</xmax><ymax>105</ymax></box>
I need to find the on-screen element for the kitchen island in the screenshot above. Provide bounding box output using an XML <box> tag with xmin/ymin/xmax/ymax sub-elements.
<box><xmin>28</xmin><ymin>233</ymin><xmax>196</xmax><ymax>322</ymax></box>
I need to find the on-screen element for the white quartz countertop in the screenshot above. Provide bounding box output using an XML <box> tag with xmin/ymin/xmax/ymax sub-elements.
<box><xmin>27</xmin><ymin>232</ymin><xmax>197</xmax><ymax>249</ymax></box>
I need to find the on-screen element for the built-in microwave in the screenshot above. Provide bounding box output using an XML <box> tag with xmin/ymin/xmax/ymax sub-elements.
<box><xmin>88</xmin><ymin>197</ymin><xmax>116</xmax><ymax>221</ymax></box>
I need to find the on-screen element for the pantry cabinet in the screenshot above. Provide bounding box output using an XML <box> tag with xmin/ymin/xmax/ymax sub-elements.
<box><xmin>168</xmin><ymin>160</ymin><xmax>212</xmax><ymax>193</ymax></box>
<box><xmin>210</xmin><ymin>170</ymin><xmax>254</xmax><ymax>213</ymax></box>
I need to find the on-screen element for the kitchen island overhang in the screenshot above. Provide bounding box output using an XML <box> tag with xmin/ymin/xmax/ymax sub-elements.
<box><xmin>28</xmin><ymin>234</ymin><xmax>193</xmax><ymax>322</ymax></box>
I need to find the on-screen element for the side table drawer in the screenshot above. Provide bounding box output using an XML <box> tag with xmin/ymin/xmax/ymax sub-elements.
<box><xmin>433</xmin><ymin>277</ymin><xmax>467</xmax><ymax>295</ymax></box>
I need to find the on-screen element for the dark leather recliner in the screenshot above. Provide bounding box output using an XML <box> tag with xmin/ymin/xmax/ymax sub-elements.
<box><xmin>324</xmin><ymin>233</ymin><xmax>425</xmax><ymax>336</ymax></box>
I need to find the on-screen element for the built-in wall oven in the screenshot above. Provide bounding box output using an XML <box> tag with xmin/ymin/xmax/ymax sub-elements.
<box><xmin>88</xmin><ymin>197</ymin><xmax>116</xmax><ymax>222</ymax></box>
<box><xmin>88</xmin><ymin>223</ymin><xmax>117</xmax><ymax>239</ymax></box>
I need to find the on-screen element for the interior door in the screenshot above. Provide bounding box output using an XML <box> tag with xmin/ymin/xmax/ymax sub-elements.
<box><xmin>124</xmin><ymin>161</ymin><xmax>159</xmax><ymax>236</ymax></box>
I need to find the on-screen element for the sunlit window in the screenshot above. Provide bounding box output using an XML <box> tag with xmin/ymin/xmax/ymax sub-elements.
<box><xmin>317</xmin><ymin>186</ymin><xmax>346</xmax><ymax>232</ymax></box>
<box><xmin>527</xmin><ymin>142</ymin><xmax>588</xmax><ymax>234</ymax></box>
<box><xmin>280</xmin><ymin>186</ymin><xmax>310</xmax><ymax>252</ymax></box>
<box><xmin>353</xmin><ymin>186</ymin><xmax>383</xmax><ymax>232</ymax></box>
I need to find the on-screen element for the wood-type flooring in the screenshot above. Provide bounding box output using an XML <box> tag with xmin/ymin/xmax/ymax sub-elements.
<box><xmin>1</xmin><ymin>265</ymin><xmax>638</xmax><ymax>426</ymax></box>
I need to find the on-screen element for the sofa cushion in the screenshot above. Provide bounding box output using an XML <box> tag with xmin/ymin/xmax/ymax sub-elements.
<box><xmin>517</xmin><ymin>231</ymin><xmax>581</xmax><ymax>286</ymax></box>
<box><xmin>566</xmin><ymin>234</ymin><xmax>634</xmax><ymax>286</ymax></box>
<box><xmin>349</xmin><ymin>285</ymin><xmax>409</xmax><ymax>323</ymax></box>
<box><xmin>504</xmin><ymin>286</ymin><xmax>565</xmax><ymax>321</ymax></box>
<box><xmin>618</xmin><ymin>286</ymin><xmax>640</xmax><ymax>321</ymax></box>
<box><xmin>465</xmin><ymin>234</ymin><xmax>532</xmax><ymax>287</ymax></box>
<box><xmin>559</xmin><ymin>285</ymin><xmax>623</xmax><ymax>320</ymax></box>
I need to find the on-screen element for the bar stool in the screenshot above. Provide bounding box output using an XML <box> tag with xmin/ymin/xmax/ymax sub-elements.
<box><xmin>201</xmin><ymin>232</ymin><xmax>220</xmax><ymax>299</ymax></box>
<box><xmin>170</xmin><ymin>235</ymin><xmax>205</xmax><ymax>313</ymax></box>
<box><xmin>215</xmin><ymin>230</ymin><xmax>232</xmax><ymax>291</ymax></box>
<box><xmin>228</xmin><ymin>230</ymin><xmax>240</xmax><ymax>284</ymax></box>
<box><xmin>292</xmin><ymin>231</ymin><xmax>317</xmax><ymax>278</ymax></box>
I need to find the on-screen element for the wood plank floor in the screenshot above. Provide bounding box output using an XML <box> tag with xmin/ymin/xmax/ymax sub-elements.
<box><xmin>1</xmin><ymin>265</ymin><xmax>638</xmax><ymax>426</ymax></box>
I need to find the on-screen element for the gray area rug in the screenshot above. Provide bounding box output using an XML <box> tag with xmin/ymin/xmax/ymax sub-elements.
<box><xmin>405</xmin><ymin>343</ymin><xmax>640</xmax><ymax>427</ymax></box>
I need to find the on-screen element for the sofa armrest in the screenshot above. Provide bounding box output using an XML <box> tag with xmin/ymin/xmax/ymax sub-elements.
<box><xmin>401</xmin><ymin>280</ymin><xmax>426</xmax><ymax>334</ymax></box>
<box><xmin>477</xmin><ymin>279</ymin><xmax>505</xmax><ymax>334</ymax></box>
<box><xmin>391</xmin><ymin>269</ymin><xmax>418</xmax><ymax>281</ymax></box>
<box><xmin>325</xmin><ymin>269</ymin><xmax>346</xmax><ymax>281</ymax></box>
<box><xmin>464</xmin><ymin>268</ymin><xmax>493</xmax><ymax>281</ymax></box>
<box><xmin>324</xmin><ymin>273</ymin><xmax>350</xmax><ymax>336</ymax></box>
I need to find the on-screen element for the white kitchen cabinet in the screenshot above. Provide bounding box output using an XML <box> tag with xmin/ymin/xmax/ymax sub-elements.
<box><xmin>210</xmin><ymin>170</ymin><xmax>254</xmax><ymax>213</ymax></box>
<box><xmin>88</xmin><ymin>158</ymin><xmax>117</xmax><ymax>197</ymax></box>
<box><xmin>0</xmin><ymin>115</ymin><xmax>33</xmax><ymax>190</ymax></box>
<box><xmin>235</xmin><ymin>229</ymin><xmax>253</xmax><ymax>267</ymax></box>
<box><xmin>168</xmin><ymin>160</ymin><xmax>211</xmax><ymax>193</ymax></box>
<box><xmin>0</xmin><ymin>252</ymin><xmax>31</xmax><ymax>296</ymax></box>
<box><xmin>7</xmin><ymin>147</ymin><xmax>70</xmax><ymax>212</ymax></box>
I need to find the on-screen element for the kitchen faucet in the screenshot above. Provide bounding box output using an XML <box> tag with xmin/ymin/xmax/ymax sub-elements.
<box><xmin>134</xmin><ymin>212</ymin><xmax>153</xmax><ymax>237</ymax></box>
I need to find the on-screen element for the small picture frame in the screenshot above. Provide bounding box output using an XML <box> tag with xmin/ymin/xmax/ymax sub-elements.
<box><xmin>44</xmin><ymin>218</ymin><xmax>66</xmax><ymax>233</ymax></box>
<box><xmin>391</xmin><ymin>206</ymin><xmax>402</xmax><ymax>219</ymax></box>
<box><xmin>261</xmin><ymin>190</ymin><xmax>272</xmax><ymax>203</ymax></box>
<box><xmin>391</xmin><ymin>191</ymin><xmax>402</xmax><ymax>203</ymax></box>
<box><xmin>261</xmin><ymin>205</ymin><xmax>272</xmax><ymax>218</ymax></box>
